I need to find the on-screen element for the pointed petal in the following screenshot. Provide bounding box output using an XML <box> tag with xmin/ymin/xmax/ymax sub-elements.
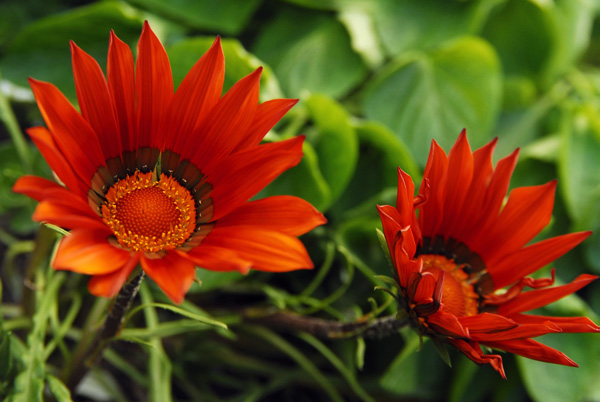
<box><xmin>179</xmin><ymin>246</ymin><xmax>251</xmax><ymax>274</ymax></box>
<box><xmin>208</xmin><ymin>136</ymin><xmax>304</xmax><ymax>220</ymax></box>
<box><xmin>141</xmin><ymin>252</ymin><xmax>195</xmax><ymax>304</ymax></box>
<box><xmin>438</xmin><ymin>130</ymin><xmax>473</xmax><ymax>237</ymax></box>
<box><xmin>475</xmin><ymin>181</ymin><xmax>556</xmax><ymax>262</ymax></box>
<box><xmin>498</xmin><ymin>274</ymin><xmax>597</xmax><ymax>316</ymax></box>
<box><xmin>53</xmin><ymin>229</ymin><xmax>130</xmax><ymax>275</ymax></box>
<box><xmin>88</xmin><ymin>256</ymin><xmax>139</xmax><ymax>298</ymax></box>
<box><xmin>427</xmin><ymin>310</ymin><xmax>469</xmax><ymax>338</ymax></box>
<box><xmin>136</xmin><ymin>21</ymin><xmax>173</xmax><ymax>149</ymax></box>
<box><xmin>234</xmin><ymin>98</ymin><xmax>299</xmax><ymax>151</ymax></box>
<box><xmin>34</xmin><ymin>199</ymin><xmax>106</xmax><ymax>231</ymax></box>
<box><xmin>71</xmin><ymin>41</ymin><xmax>121</xmax><ymax>159</ymax></box>
<box><xmin>26</xmin><ymin>127</ymin><xmax>88</xmax><ymax>196</ymax></box>
<box><xmin>458</xmin><ymin>313</ymin><xmax>518</xmax><ymax>333</ymax></box>
<box><xmin>488</xmin><ymin>231</ymin><xmax>592</xmax><ymax>289</ymax></box>
<box><xmin>419</xmin><ymin>140</ymin><xmax>448</xmax><ymax>236</ymax></box>
<box><xmin>28</xmin><ymin>79</ymin><xmax>104</xmax><ymax>182</ymax></box>
<box><xmin>188</xmin><ymin>68</ymin><xmax>261</xmax><ymax>167</ymax></box>
<box><xmin>170</xmin><ymin>37</ymin><xmax>225</xmax><ymax>153</ymax></box>
<box><xmin>470</xmin><ymin>321</ymin><xmax>561</xmax><ymax>342</ymax></box>
<box><xmin>510</xmin><ymin>314</ymin><xmax>600</xmax><ymax>333</ymax></box>
<box><xmin>201</xmin><ymin>226</ymin><xmax>313</xmax><ymax>272</ymax></box>
<box><xmin>448</xmin><ymin>339</ymin><xmax>506</xmax><ymax>379</ymax></box>
<box><xmin>107</xmin><ymin>30</ymin><xmax>136</xmax><ymax>153</ymax></box>
<box><xmin>217</xmin><ymin>196</ymin><xmax>326</xmax><ymax>236</ymax></box>
<box><xmin>13</xmin><ymin>175</ymin><xmax>66</xmax><ymax>202</ymax></box>
<box><xmin>483</xmin><ymin>338</ymin><xmax>578</xmax><ymax>367</ymax></box>
<box><xmin>377</xmin><ymin>204</ymin><xmax>403</xmax><ymax>252</ymax></box>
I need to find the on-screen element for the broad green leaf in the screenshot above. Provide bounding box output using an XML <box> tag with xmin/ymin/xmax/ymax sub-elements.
<box><xmin>261</xmin><ymin>141</ymin><xmax>331</xmax><ymax>211</ymax></box>
<box><xmin>371</xmin><ymin>0</ymin><xmax>487</xmax><ymax>57</ymax></box>
<box><xmin>517</xmin><ymin>332</ymin><xmax>600</xmax><ymax>402</ymax></box>
<box><xmin>252</xmin><ymin>8</ymin><xmax>368</xmax><ymax>98</ymax></box>
<box><xmin>332</xmin><ymin>121</ymin><xmax>419</xmax><ymax>216</ymax></box>
<box><xmin>167</xmin><ymin>37</ymin><xmax>282</xmax><ymax>101</ymax></box>
<box><xmin>125</xmin><ymin>0</ymin><xmax>262</xmax><ymax>35</ymax></box>
<box><xmin>362</xmin><ymin>36</ymin><xmax>501</xmax><ymax>161</ymax></box>
<box><xmin>305</xmin><ymin>94</ymin><xmax>358</xmax><ymax>208</ymax></box>
<box><xmin>0</xmin><ymin>2</ymin><xmax>145</xmax><ymax>101</ymax></box>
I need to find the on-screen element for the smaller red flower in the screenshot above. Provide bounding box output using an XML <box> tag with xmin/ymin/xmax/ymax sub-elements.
<box><xmin>379</xmin><ymin>129</ymin><xmax>599</xmax><ymax>378</ymax></box>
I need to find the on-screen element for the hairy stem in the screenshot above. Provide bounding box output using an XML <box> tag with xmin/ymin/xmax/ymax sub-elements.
<box><xmin>64</xmin><ymin>271</ymin><xmax>145</xmax><ymax>391</ymax></box>
<box><xmin>245</xmin><ymin>310</ymin><xmax>409</xmax><ymax>339</ymax></box>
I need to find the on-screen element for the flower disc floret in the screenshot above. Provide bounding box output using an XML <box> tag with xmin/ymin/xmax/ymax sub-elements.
<box><xmin>102</xmin><ymin>172</ymin><xmax>196</xmax><ymax>253</ymax></box>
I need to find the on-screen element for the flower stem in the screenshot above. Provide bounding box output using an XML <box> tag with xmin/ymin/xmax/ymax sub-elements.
<box><xmin>64</xmin><ymin>271</ymin><xmax>145</xmax><ymax>391</ymax></box>
<box><xmin>245</xmin><ymin>310</ymin><xmax>409</xmax><ymax>339</ymax></box>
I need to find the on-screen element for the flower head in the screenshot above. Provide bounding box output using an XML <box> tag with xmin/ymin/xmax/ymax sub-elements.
<box><xmin>378</xmin><ymin>129</ymin><xmax>599</xmax><ymax>378</ymax></box>
<box><xmin>14</xmin><ymin>22</ymin><xmax>326</xmax><ymax>303</ymax></box>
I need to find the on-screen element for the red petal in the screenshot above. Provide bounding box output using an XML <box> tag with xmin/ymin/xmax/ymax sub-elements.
<box><xmin>136</xmin><ymin>21</ymin><xmax>173</xmax><ymax>149</ymax></box>
<box><xmin>498</xmin><ymin>274</ymin><xmax>598</xmax><ymax>316</ymax></box>
<box><xmin>179</xmin><ymin>246</ymin><xmax>251</xmax><ymax>274</ymax></box>
<box><xmin>437</xmin><ymin>130</ymin><xmax>473</xmax><ymax>238</ymax></box>
<box><xmin>488</xmin><ymin>231</ymin><xmax>592</xmax><ymax>289</ymax></box>
<box><xmin>483</xmin><ymin>338</ymin><xmax>578</xmax><ymax>367</ymax></box>
<box><xmin>474</xmin><ymin>181</ymin><xmax>556</xmax><ymax>262</ymax></box>
<box><xmin>419</xmin><ymin>140</ymin><xmax>448</xmax><ymax>236</ymax></box>
<box><xmin>470</xmin><ymin>322</ymin><xmax>561</xmax><ymax>342</ymax></box>
<box><xmin>169</xmin><ymin>37</ymin><xmax>224</xmax><ymax>154</ymax></box>
<box><xmin>510</xmin><ymin>314</ymin><xmax>600</xmax><ymax>333</ymax></box>
<box><xmin>71</xmin><ymin>41</ymin><xmax>121</xmax><ymax>159</ymax></box>
<box><xmin>208</xmin><ymin>136</ymin><xmax>304</xmax><ymax>220</ymax></box>
<box><xmin>28</xmin><ymin>79</ymin><xmax>104</xmax><ymax>182</ymax></box>
<box><xmin>140</xmin><ymin>252</ymin><xmax>196</xmax><ymax>304</ymax></box>
<box><xmin>427</xmin><ymin>310</ymin><xmax>469</xmax><ymax>338</ymax></box>
<box><xmin>217</xmin><ymin>196</ymin><xmax>326</xmax><ymax>236</ymax></box>
<box><xmin>13</xmin><ymin>175</ymin><xmax>65</xmax><ymax>202</ymax></box>
<box><xmin>201</xmin><ymin>226</ymin><xmax>314</xmax><ymax>272</ymax></box>
<box><xmin>34</xmin><ymin>199</ymin><xmax>106</xmax><ymax>231</ymax></box>
<box><xmin>377</xmin><ymin>204</ymin><xmax>403</xmax><ymax>252</ymax></box>
<box><xmin>107</xmin><ymin>30</ymin><xmax>136</xmax><ymax>153</ymax></box>
<box><xmin>88</xmin><ymin>255</ymin><xmax>139</xmax><ymax>298</ymax></box>
<box><xmin>448</xmin><ymin>339</ymin><xmax>506</xmax><ymax>379</ymax></box>
<box><xmin>458</xmin><ymin>313</ymin><xmax>518</xmax><ymax>333</ymax></box>
<box><xmin>53</xmin><ymin>229</ymin><xmax>130</xmax><ymax>275</ymax></box>
<box><xmin>234</xmin><ymin>98</ymin><xmax>299</xmax><ymax>151</ymax></box>
<box><xmin>188</xmin><ymin>68</ymin><xmax>262</xmax><ymax>169</ymax></box>
<box><xmin>26</xmin><ymin>127</ymin><xmax>88</xmax><ymax>196</ymax></box>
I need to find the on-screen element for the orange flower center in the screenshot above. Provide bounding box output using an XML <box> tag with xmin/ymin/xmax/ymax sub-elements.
<box><xmin>101</xmin><ymin>171</ymin><xmax>197</xmax><ymax>253</ymax></box>
<box><xmin>421</xmin><ymin>254</ymin><xmax>479</xmax><ymax>317</ymax></box>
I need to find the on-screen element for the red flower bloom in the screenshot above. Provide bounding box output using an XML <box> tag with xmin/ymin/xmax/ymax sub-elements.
<box><xmin>378</xmin><ymin>129</ymin><xmax>599</xmax><ymax>378</ymax></box>
<box><xmin>13</xmin><ymin>22</ymin><xmax>325</xmax><ymax>304</ymax></box>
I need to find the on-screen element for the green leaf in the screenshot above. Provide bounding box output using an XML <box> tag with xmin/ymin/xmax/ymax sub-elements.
<box><xmin>261</xmin><ymin>141</ymin><xmax>331</xmax><ymax>211</ymax></box>
<box><xmin>126</xmin><ymin>302</ymin><xmax>228</xmax><ymax>330</ymax></box>
<box><xmin>305</xmin><ymin>94</ymin><xmax>358</xmax><ymax>208</ymax></box>
<box><xmin>253</xmin><ymin>8</ymin><xmax>368</xmax><ymax>98</ymax></box>
<box><xmin>371</xmin><ymin>0</ymin><xmax>486</xmax><ymax>57</ymax></box>
<box><xmin>517</xmin><ymin>332</ymin><xmax>600</xmax><ymax>402</ymax></box>
<box><xmin>167</xmin><ymin>37</ymin><xmax>282</xmax><ymax>101</ymax></box>
<box><xmin>362</xmin><ymin>36</ymin><xmax>501</xmax><ymax>161</ymax></box>
<box><xmin>125</xmin><ymin>0</ymin><xmax>262</xmax><ymax>35</ymax></box>
<box><xmin>0</xmin><ymin>2</ymin><xmax>144</xmax><ymax>101</ymax></box>
<box><xmin>45</xmin><ymin>375</ymin><xmax>72</xmax><ymax>402</ymax></box>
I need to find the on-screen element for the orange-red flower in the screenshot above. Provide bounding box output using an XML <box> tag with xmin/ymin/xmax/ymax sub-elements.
<box><xmin>378</xmin><ymin>129</ymin><xmax>599</xmax><ymax>378</ymax></box>
<box><xmin>13</xmin><ymin>22</ymin><xmax>326</xmax><ymax>304</ymax></box>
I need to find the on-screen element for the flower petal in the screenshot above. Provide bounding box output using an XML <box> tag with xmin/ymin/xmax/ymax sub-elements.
<box><xmin>71</xmin><ymin>41</ymin><xmax>121</xmax><ymax>160</ymax></box>
<box><xmin>509</xmin><ymin>314</ymin><xmax>600</xmax><ymax>333</ymax></box>
<box><xmin>34</xmin><ymin>199</ymin><xmax>106</xmax><ymax>231</ymax></box>
<box><xmin>458</xmin><ymin>312</ymin><xmax>518</xmax><ymax>333</ymax></box>
<box><xmin>483</xmin><ymin>338</ymin><xmax>578</xmax><ymax>367</ymax></box>
<box><xmin>201</xmin><ymin>226</ymin><xmax>313</xmax><ymax>272</ymax></box>
<box><xmin>419</xmin><ymin>140</ymin><xmax>448</xmax><ymax>236</ymax></box>
<box><xmin>88</xmin><ymin>255</ymin><xmax>139</xmax><ymax>298</ymax></box>
<box><xmin>53</xmin><ymin>229</ymin><xmax>130</xmax><ymax>275</ymax></box>
<box><xmin>141</xmin><ymin>252</ymin><xmax>196</xmax><ymax>304</ymax></box>
<box><xmin>448</xmin><ymin>339</ymin><xmax>506</xmax><ymax>379</ymax></box>
<box><xmin>217</xmin><ymin>196</ymin><xmax>326</xmax><ymax>236</ymax></box>
<box><xmin>497</xmin><ymin>274</ymin><xmax>598</xmax><ymax>316</ymax></box>
<box><xmin>179</xmin><ymin>246</ymin><xmax>251</xmax><ymax>274</ymax></box>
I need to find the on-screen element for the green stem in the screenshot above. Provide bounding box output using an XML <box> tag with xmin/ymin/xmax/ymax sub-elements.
<box><xmin>63</xmin><ymin>271</ymin><xmax>145</xmax><ymax>391</ymax></box>
<box><xmin>0</xmin><ymin>71</ymin><xmax>32</xmax><ymax>172</ymax></box>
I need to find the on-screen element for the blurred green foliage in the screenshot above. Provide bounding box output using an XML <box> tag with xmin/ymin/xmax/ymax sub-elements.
<box><xmin>1</xmin><ymin>0</ymin><xmax>600</xmax><ymax>401</ymax></box>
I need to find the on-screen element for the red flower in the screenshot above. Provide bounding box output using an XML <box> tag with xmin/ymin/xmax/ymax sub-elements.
<box><xmin>378</xmin><ymin>129</ymin><xmax>599</xmax><ymax>378</ymax></box>
<box><xmin>13</xmin><ymin>22</ymin><xmax>325</xmax><ymax>304</ymax></box>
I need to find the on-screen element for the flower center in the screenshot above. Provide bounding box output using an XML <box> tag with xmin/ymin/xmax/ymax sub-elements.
<box><xmin>101</xmin><ymin>171</ymin><xmax>197</xmax><ymax>253</ymax></box>
<box><xmin>420</xmin><ymin>254</ymin><xmax>479</xmax><ymax>317</ymax></box>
